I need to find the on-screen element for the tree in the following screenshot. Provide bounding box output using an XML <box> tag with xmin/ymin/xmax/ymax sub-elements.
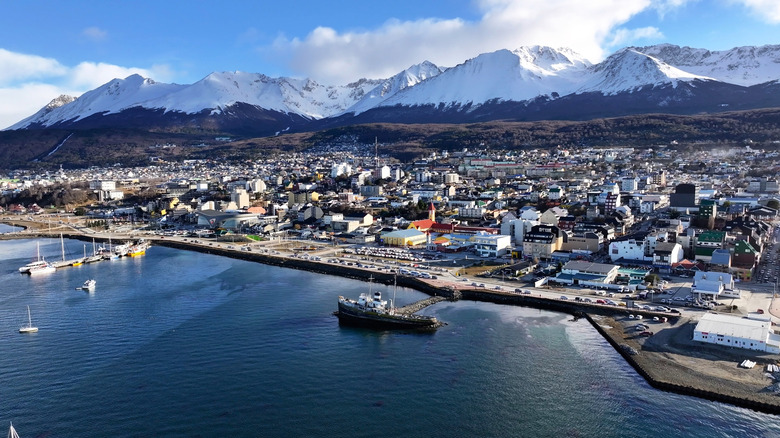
<box><xmin>768</xmin><ymin>199</ymin><xmax>780</xmax><ymax>210</ymax></box>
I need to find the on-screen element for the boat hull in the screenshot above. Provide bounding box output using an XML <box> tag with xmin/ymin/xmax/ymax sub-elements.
<box><xmin>337</xmin><ymin>300</ymin><xmax>438</xmax><ymax>330</ymax></box>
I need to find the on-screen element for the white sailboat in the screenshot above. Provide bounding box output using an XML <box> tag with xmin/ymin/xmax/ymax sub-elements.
<box><xmin>18</xmin><ymin>242</ymin><xmax>48</xmax><ymax>273</ymax></box>
<box><xmin>19</xmin><ymin>306</ymin><xmax>38</xmax><ymax>333</ymax></box>
<box><xmin>8</xmin><ymin>422</ymin><xmax>20</xmax><ymax>438</ymax></box>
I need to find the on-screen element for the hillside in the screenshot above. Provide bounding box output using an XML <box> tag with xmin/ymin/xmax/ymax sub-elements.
<box><xmin>6</xmin><ymin>109</ymin><xmax>777</xmax><ymax>170</ymax></box>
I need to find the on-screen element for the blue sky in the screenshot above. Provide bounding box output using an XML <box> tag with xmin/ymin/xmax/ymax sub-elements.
<box><xmin>1</xmin><ymin>0</ymin><xmax>779</xmax><ymax>128</ymax></box>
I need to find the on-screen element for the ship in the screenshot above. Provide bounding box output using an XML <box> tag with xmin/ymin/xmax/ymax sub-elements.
<box><xmin>126</xmin><ymin>240</ymin><xmax>149</xmax><ymax>257</ymax></box>
<box><xmin>336</xmin><ymin>285</ymin><xmax>439</xmax><ymax>330</ymax></box>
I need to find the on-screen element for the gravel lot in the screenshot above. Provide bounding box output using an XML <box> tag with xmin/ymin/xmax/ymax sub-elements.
<box><xmin>595</xmin><ymin>314</ymin><xmax>780</xmax><ymax>408</ymax></box>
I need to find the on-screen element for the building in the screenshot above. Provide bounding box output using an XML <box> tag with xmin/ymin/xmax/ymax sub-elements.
<box><xmin>691</xmin><ymin>271</ymin><xmax>739</xmax><ymax>300</ymax></box>
<box><xmin>90</xmin><ymin>180</ymin><xmax>117</xmax><ymax>191</ymax></box>
<box><xmin>380</xmin><ymin>228</ymin><xmax>428</xmax><ymax>247</ymax></box>
<box><xmin>231</xmin><ymin>188</ymin><xmax>250</xmax><ymax>209</ymax></box>
<box><xmin>693</xmin><ymin>313</ymin><xmax>780</xmax><ymax>353</ymax></box>
<box><xmin>670</xmin><ymin>183</ymin><xmax>699</xmax><ymax>211</ymax></box>
<box><xmin>522</xmin><ymin>224</ymin><xmax>563</xmax><ymax>261</ymax></box>
<box><xmin>473</xmin><ymin>232</ymin><xmax>511</xmax><ymax>258</ymax></box>
<box><xmin>652</xmin><ymin>242</ymin><xmax>684</xmax><ymax>272</ymax></box>
<box><xmin>553</xmin><ymin>261</ymin><xmax>620</xmax><ymax>288</ymax></box>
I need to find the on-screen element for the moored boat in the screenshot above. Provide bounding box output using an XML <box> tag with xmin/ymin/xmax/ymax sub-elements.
<box><xmin>26</xmin><ymin>261</ymin><xmax>56</xmax><ymax>275</ymax></box>
<box><xmin>126</xmin><ymin>240</ymin><xmax>149</xmax><ymax>257</ymax></box>
<box><xmin>336</xmin><ymin>281</ymin><xmax>439</xmax><ymax>330</ymax></box>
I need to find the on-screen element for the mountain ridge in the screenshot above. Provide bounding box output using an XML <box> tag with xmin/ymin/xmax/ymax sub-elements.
<box><xmin>7</xmin><ymin>43</ymin><xmax>780</xmax><ymax>134</ymax></box>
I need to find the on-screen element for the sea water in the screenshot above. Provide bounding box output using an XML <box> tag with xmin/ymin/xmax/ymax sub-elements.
<box><xmin>0</xmin><ymin>236</ymin><xmax>778</xmax><ymax>437</ymax></box>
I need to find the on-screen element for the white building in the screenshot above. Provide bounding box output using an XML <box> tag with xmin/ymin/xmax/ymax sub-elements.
<box><xmin>473</xmin><ymin>232</ymin><xmax>511</xmax><ymax>258</ymax></box>
<box><xmin>90</xmin><ymin>180</ymin><xmax>116</xmax><ymax>191</ymax></box>
<box><xmin>444</xmin><ymin>173</ymin><xmax>460</xmax><ymax>184</ymax></box>
<box><xmin>691</xmin><ymin>271</ymin><xmax>739</xmax><ymax>299</ymax></box>
<box><xmin>693</xmin><ymin>313</ymin><xmax>780</xmax><ymax>353</ymax></box>
<box><xmin>331</xmin><ymin>162</ymin><xmax>352</xmax><ymax>178</ymax></box>
<box><xmin>231</xmin><ymin>188</ymin><xmax>250</xmax><ymax>209</ymax></box>
<box><xmin>459</xmin><ymin>207</ymin><xmax>486</xmax><ymax>219</ymax></box>
<box><xmin>621</xmin><ymin>177</ymin><xmax>638</xmax><ymax>192</ymax></box>
<box><xmin>247</xmin><ymin>179</ymin><xmax>267</xmax><ymax>193</ymax></box>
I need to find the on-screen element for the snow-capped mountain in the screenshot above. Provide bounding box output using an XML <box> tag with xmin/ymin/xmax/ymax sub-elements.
<box><xmin>344</xmin><ymin>61</ymin><xmax>444</xmax><ymax>115</ymax></box>
<box><xmin>366</xmin><ymin>46</ymin><xmax>590</xmax><ymax>110</ymax></box>
<box><xmin>9</xmin><ymin>43</ymin><xmax>780</xmax><ymax>133</ymax></box>
<box><xmin>635</xmin><ymin>44</ymin><xmax>780</xmax><ymax>86</ymax></box>
<box><xmin>576</xmin><ymin>48</ymin><xmax>714</xmax><ymax>95</ymax></box>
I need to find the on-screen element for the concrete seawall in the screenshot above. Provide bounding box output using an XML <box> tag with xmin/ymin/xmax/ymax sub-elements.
<box><xmin>585</xmin><ymin>313</ymin><xmax>780</xmax><ymax>415</ymax></box>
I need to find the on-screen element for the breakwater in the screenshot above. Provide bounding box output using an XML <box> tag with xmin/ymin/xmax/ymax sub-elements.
<box><xmin>585</xmin><ymin>313</ymin><xmax>780</xmax><ymax>415</ymax></box>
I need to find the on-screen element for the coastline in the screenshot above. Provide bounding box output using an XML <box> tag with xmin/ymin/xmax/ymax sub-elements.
<box><xmin>4</xmin><ymin>227</ymin><xmax>780</xmax><ymax>415</ymax></box>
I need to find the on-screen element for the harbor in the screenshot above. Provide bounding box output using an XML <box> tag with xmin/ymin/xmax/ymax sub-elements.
<box><xmin>4</xmin><ymin>224</ymin><xmax>780</xmax><ymax>416</ymax></box>
<box><xmin>3</xmin><ymin>233</ymin><xmax>780</xmax><ymax>437</ymax></box>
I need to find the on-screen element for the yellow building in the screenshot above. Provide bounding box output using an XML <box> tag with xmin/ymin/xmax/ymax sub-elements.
<box><xmin>380</xmin><ymin>229</ymin><xmax>428</xmax><ymax>247</ymax></box>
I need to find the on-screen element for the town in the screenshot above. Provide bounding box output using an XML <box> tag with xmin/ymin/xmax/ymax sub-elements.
<box><xmin>2</xmin><ymin>141</ymin><xmax>780</xmax><ymax>354</ymax></box>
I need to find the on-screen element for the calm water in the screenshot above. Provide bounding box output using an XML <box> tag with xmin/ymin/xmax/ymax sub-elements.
<box><xmin>1</xmin><ymin>235</ymin><xmax>778</xmax><ymax>437</ymax></box>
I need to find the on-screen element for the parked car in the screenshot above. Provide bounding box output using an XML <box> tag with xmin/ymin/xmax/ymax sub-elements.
<box><xmin>560</xmin><ymin>296</ymin><xmax>569</xmax><ymax>300</ymax></box>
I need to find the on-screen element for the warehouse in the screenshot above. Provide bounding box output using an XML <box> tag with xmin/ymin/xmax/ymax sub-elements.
<box><xmin>693</xmin><ymin>313</ymin><xmax>780</xmax><ymax>353</ymax></box>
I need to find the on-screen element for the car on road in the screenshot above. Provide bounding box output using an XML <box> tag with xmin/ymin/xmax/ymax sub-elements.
<box><xmin>560</xmin><ymin>296</ymin><xmax>569</xmax><ymax>300</ymax></box>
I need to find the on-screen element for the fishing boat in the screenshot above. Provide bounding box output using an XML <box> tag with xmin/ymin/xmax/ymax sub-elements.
<box><xmin>80</xmin><ymin>279</ymin><xmax>96</xmax><ymax>292</ymax></box>
<box><xmin>19</xmin><ymin>306</ymin><xmax>38</xmax><ymax>333</ymax></box>
<box><xmin>336</xmin><ymin>277</ymin><xmax>439</xmax><ymax>329</ymax></box>
<box><xmin>126</xmin><ymin>239</ymin><xmax>149</xmax><ymax>257</ymax></box>
<box><xmin>8</xmin><ymin>422</ymin><xmax>20</xmax><ymax>438</ymax></box>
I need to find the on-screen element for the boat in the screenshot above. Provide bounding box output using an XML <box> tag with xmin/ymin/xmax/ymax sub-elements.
<box><xmin>8</xmin><ymin>422</ymin><xmax>20</xmax><ymax>438</ymax></box>
<box><xmin>336</xmin><ymin>278</ymin><xmax>439</xmax><ymax>329</ymax></box>
<box><xmin>126</xmin><ymin>239</ymin><xmax>149</xmax><ymax>257</ymax></box>
<box><xmin>19</xmin><ymin>306</ymin><xmax>38</xmax><ymax>333</ymax></box>
<box><xmin>26</xmin><ymin>261</ymin><xmax>56</xmax><ymax>275</ymax></box>
<box><xmin>80</xmin><ymin>279</ymin><xmax>96</xmax><ymax>292</ymax></box>
<box><xmin>18</xmin><ymin>242</ymin><xmax>51</xmax><ymax>273</ymax></box>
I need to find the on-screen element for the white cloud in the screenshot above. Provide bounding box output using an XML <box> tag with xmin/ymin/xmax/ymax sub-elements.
<box><xmin>606</xmin><ymin>26</ymin><xmax>665</xmax><ymax>48</ymax></box>
<box><xmin>0</xmin><ymin>48</ymin><xmax>174</xmax><ymax>129</ymax></box>
<box><xmin>82</xmin><ymin>26</ymin><xmax>108</xmax><ymax>41</ymax></box>
<box><xmin>732</xmin><ymin>0</ymin><xmax>780</xmax><ymax>23</ymax></box>
<box><xmin>67</xmin><ymin>62</ymin><xmax>167</xmax><ymax>89</ymax></box>
<box><xmin>273</xmin><ymin>0</ymin><xmax>660</xmax><ymax>84</ymax></box>
<box><xmin>0</xmin><ymin>82</ymin><xmax>78</xmax><ymax>129</ymax></box>
<box><xmin>0</xmin><ymin>49</ymin><xmax>67</xmax><ymax>85</ymax></box>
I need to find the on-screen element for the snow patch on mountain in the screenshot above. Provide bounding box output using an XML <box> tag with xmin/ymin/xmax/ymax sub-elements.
<box><xmin>636</xmin><ymin>44</ymin><xmax>780</xmax><ymax>86</ymax></box>
<box><xmin>578</xmin><ymin>48</ymin><xmax>714</xmax><ymax>95</ymax></box>
<box><xmin>344</xmin><ymin>61</ymin><xmax>444</xmax><ymax>115</ymax></box>
<box><xmin>375</xmin><ymin>46</ymin><xmax>591</xmax><ymax>109</ymax></box>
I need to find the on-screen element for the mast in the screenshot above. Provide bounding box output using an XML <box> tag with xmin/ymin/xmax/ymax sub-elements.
<box><xmin>27</xmin><ymin>306</ymin><xmax>32</xmax><ymax>327</ymax></box>
<box><xmin>61</xmin><ymin>233</ymin><xmax>65</xmax><ymax>261</ymax></box>
<box><xmin>392</xmin><ymin>274</ymin><xmax>397</xmax><ymax>313</ymax></box>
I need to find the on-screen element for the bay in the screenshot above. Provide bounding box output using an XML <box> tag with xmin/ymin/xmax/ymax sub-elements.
<box><xmin>0</xmin><ymin>237</ymin><xmax>777</xmax><ymax>437</ymax></box>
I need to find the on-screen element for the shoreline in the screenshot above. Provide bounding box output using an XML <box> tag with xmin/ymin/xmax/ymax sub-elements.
<box><xmin>4</xmin><ymin>228</ymin><xmax>780</xmax><ymax>415</ymax></box>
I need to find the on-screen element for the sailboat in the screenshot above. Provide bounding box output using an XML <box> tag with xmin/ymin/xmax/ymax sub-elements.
<box><xmin>72</xmin><ymin>244</ymin><xmax>86</xmax><ymax>266</ymax></box>
<box><xmin>19</xmin><ymin>306</ymin><xmax>38</xmax><ymax>333</ymax></box>
<box><xmin>18</xmin><ymin>241</ymin><xmax>53</xmax><ymax>274</ymax></box>
<box><xmin>8</xmin><ymin>422</ymin><xmax>20</xmax><ymax>438</ymax></box>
